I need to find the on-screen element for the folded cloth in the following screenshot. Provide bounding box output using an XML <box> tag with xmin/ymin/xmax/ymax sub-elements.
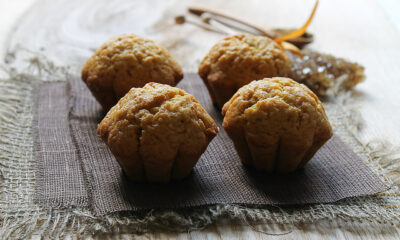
<box><xmin>33</xmin><ymin>74</ymin><xmax>388</xmax><ymax>216</ymax></box>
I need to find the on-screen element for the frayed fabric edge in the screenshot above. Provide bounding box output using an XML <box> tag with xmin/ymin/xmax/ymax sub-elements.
<box><xmin>0</xmin><ymin>56</ymin><xmax>399</xmax><ymax>239</ymax></box>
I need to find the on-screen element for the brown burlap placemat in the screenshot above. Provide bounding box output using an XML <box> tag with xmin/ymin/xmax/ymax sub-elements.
<box><xmin>33</xmin><ymin>73</ymin><xmax>388</xmax><ymax>216</ymax></box>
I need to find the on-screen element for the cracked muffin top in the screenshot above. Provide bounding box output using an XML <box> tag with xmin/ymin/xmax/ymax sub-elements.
<box><xmin>82</xmin><ymin>33</ymin><xmax>183</xmax><ymax>111</ymax></box>
<box><xmin>198</xmin><ymin>34</ymin><xmax>293</xmax><ymax>108</ymax></box>
<box><xmin>222</xmin><ymin>77</ymin><xmax>332</xmax><ymax>172</ymax></box>
<box><xmin>222</xmin><ymin>77</ymin><xmax>331</xmax><ymax>140</ymax></box>
<box><xmin>97</xmin><ymin>82</ymin><xmax>218</xmax><ymax>183</ymax></box>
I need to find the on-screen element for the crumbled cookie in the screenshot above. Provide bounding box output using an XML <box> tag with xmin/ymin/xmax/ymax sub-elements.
<box><xmin>82</xmin><ymin>34</ymin><xmax>183</xmax><ymax>111</ymax></box>
<box><xmin>222</xmin><ymin>77</ymin><xmax>332</xmax><ymax>173</ymax></box>
<box><xmin>198</xmin><ymin>34</ymin><xmax>293</xmax><ymax>108</ymax></box>
<box><xmin>98</xmin><ymin>82</ymin><xmax>218</xmax><ymax>183</ymax></box>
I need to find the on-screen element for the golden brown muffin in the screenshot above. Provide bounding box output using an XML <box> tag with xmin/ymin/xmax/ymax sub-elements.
<box><xmin>222</xmin><ymin>77</ymin><xmax>332</xmax><ymax>173</ymax></box>
<box><xmin>82</xmin><ymin>34</ymin><xmax>183</xmax><ymax>111</ymax></box>
<box><xmin>98</xmin><ymin>82</ymin><xmax>218</xmax><ymax>183</ymax></box>
<box><xmin>198</xmin><ymin>34</ymin><xmax>293</xmax><ymax>109</ymax></box>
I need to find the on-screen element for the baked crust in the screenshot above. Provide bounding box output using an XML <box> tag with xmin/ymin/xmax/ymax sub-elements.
<box><xmin>82</xmin><ymin>34</ymin><xmax>183</xmax><ymax>111</ymax></box>
<box><xmin>98</xmin><ymin>82</ymin><xmax>218</xmax><ymax>183</ymax></box>
<box><xmin>222</xmin><ymin>77</ymin><xmax>332</xmax><ymax>173</ymax></box>
<box><xmin>198</xmin><ymin>34</ymin><xmax>293</xmax><ymax>109</ymax></box>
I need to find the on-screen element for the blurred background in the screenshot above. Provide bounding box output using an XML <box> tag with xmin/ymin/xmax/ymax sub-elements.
<box><xmin>1</xmin><ymin>0</ymin><xmax>400</xmax><ymax>146</ymax></box>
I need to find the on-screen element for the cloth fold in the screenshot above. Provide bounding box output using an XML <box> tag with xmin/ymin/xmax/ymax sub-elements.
<box><xmin>33</xmin><ymin>74</ymin><xmax>388</xmax><ymax>216</ymax></box>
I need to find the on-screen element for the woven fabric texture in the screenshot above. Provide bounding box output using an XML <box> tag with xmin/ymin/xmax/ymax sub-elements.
<box><xmin>33</xmin><ymin>74</ymin><xmax>387</xmax><ymax>216</ymax></box>
<box><xmin>0</xmin><ymin>60</ymin><xmax>399</xmax><ymax>238</ymax></box>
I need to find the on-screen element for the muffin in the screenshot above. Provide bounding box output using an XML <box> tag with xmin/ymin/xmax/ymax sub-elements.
<box><xmin>82</xmin><ymin>34</ymin><xmax>183</xmax><ymax>111</ymax></box>
<box><xmin>222</xmin><ymin>77</ymin><xmax>332</xmax><ymax>173</ymax></box>
<box><xmin>98</xmin><ymin>82</ymin><xmax>218</xmax><ymax>183</ymax></box>
<box><xmin>198</xmin><ymin>34</ymin><xmax>293</xmax><ymax>109</ymax></box>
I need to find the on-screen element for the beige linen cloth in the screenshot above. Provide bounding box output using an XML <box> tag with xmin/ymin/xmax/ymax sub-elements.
<box><xmin>0</xmin><ymin>54</ymin><xmax>399</xmax><ymax>239</ymax></box>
